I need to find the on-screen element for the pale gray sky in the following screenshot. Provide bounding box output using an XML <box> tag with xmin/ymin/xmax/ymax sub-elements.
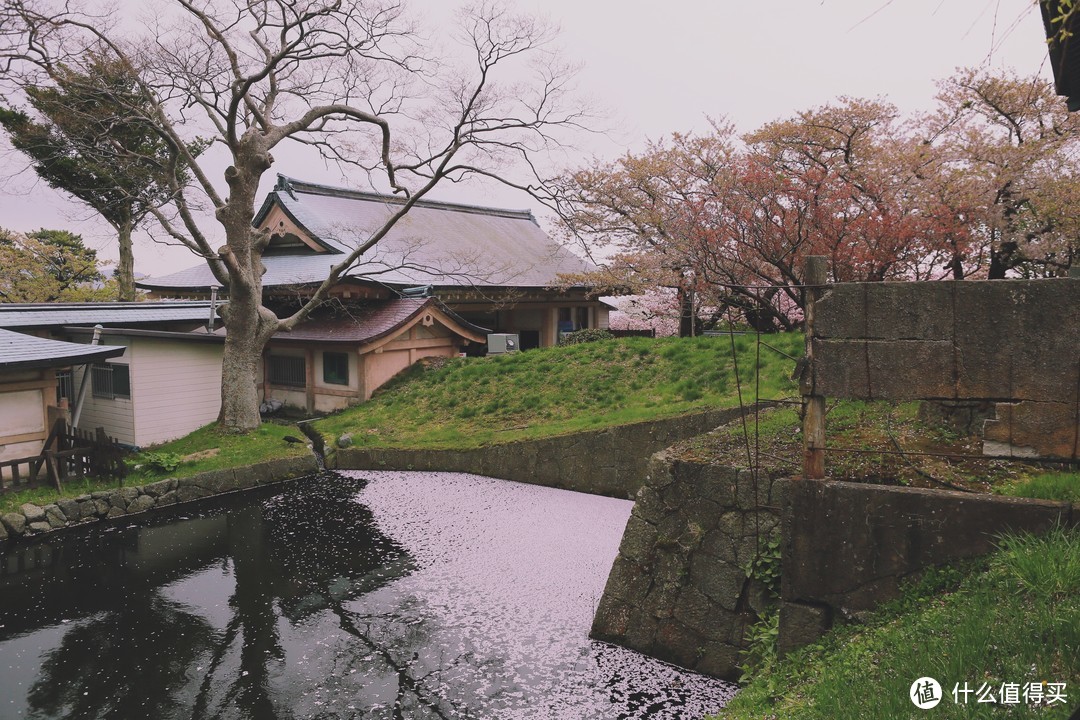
<box><xmin>0</xmin><ymin>0</ymin><xmax>1053</xmax><ymax>278</ymax></box>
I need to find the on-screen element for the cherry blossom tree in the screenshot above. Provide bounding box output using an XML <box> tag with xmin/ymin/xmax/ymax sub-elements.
<box><xmin>556</xmin><ymin>70</ymin><xmax>1080</xmax><ymax>332</ymax></box>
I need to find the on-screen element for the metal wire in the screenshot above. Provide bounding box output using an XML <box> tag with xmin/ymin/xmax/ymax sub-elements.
<box><xmin>724</xmin><ymin>306</ymin><xmax>761</xmax><ymax>563</ymax></box>
<box><xmin>758</xmin><ymin>341</ymin><xmax>800</xmax><ymax>362</ymax></box>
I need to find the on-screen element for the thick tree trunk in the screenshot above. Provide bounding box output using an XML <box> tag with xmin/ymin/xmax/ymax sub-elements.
<box><xmin>215</xmin><ymin>137</ymin><xmax>281</xmax><ymax>433</ymax></box>
<box><xmin>947</xmin><ymin>252</ymin><xmax>965</xmax><ymax>280</ymax></box>
<box><xmin>218</xmin><ymin>300</ymin><xmax>278</xmax><ymax>433</ymax></box>
<box><xmin>117</xmin><ymin>216</ymin><xmax>136</xmax><ymax>302</ymax></box>
<box><xmin>677</xmin><ymin>285</ymin><xmax>696</xmax><ymax>337</ymax></box>
<box><xmin>988</xmin><ymin>240</ymin><xmax>1017</xmax><ymax>280</ymax></box>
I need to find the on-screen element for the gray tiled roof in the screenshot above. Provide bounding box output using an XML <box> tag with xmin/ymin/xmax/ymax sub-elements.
<box><xmin>139</xmin><ymin>176</ymin><xmax>593</xmax><ymax>292</ymax></box>
<box><xmin>0</xmin><ymin>328</ymin><xmax>126</xmax><ymax>369</ymax></box>
<box><xmin>271</xmin><ymin>298</ymin><xmax>489</xmax><ymax>344</ymax></box>
<box><xmin>0</xmin><ymin>301</ymin><xmax>215</xmax><ymax>329</ymax></box>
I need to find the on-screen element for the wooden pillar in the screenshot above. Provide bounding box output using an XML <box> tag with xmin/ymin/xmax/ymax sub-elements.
<box><xmin>802</xmin><ymin>256</ymin><xmax>829</xmax><ymax>479</ymax></box>
<box><xmin>305</xmin><ymin>349</ymin><xmax>315</xmax><ymax>415</ymax></box>
<box><xmin>356</xmin><ymin>349</ymin><xmax>367</xmax><ymax>401</ymax></box>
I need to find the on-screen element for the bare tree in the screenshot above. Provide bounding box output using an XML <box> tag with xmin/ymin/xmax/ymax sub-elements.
<box><xmin>1</xmin><ymin>0</ymin><xmax>590</xmax><ymax>430</ymax></box>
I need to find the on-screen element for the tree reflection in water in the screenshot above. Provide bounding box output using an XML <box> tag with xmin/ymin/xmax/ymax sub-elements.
<box><xmin>0</xmin><ymin>472</ymin><xmax>739</xmax><ymax>719</ymax></box>
<box><xmin>27</xmin><ymin>594</ymin><xmax>215</xmax><ymax>719</ymax></box>
<box><xmin>1</xmin><ymin>475</ymin><xmax>460</xmax><ymax>720</ymax></box>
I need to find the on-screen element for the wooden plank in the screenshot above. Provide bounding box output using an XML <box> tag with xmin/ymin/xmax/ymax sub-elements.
<box><xmin>0</xmin><ymin>378</ymin><xmax>56</xmax><ymax>393</ymax></box>
<box><xmin>45</xmin><ymin>450</ymin><xmax>61</xmax><ymax>491</ymax></box>
<box><xmin>0</xmin><ymin>430</ymin><xmax>49</xmax><ymax>445</ymax></box>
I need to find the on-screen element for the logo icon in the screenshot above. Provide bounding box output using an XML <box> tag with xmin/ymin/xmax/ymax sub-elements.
<box><xmin>911</xmin><ymin>677</ymin><xmax>943</xmax><ymax>709</ymax></box>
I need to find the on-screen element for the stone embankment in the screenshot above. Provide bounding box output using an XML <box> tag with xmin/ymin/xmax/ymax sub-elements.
<box><xmin>334</xmin><ymin>406</ymin><xmax>764</xmax><ymax>498</ymax></box>
<box><xmin>0</xmin><ymin>455</ymin><xmax>318</xmax><ymax>543</ymax></box>
<box><xmin>590</xmin><ymin>451</ymin><xmax>789</xmax><ymax>679</ymax></box>
<box><xmin>590</xmin><ymin>448</ymin><xmax>1077</xmax><ymax>680</ymax></box>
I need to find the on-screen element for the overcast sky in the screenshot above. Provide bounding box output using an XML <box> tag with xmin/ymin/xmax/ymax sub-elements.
<box><xmin>0</xmin><ymin>0</ymin><xmax>1055</xmax><ymax>278</ymax></box>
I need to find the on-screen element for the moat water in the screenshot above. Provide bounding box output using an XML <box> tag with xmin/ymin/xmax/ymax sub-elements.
<box><xmin>0</xmin><ymin>471</ymin><xmax>737</xmax><ymax>719</ymax></box>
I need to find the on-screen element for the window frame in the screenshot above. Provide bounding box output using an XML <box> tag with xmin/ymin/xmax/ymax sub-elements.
<box><xmin>56</xmin><ymin>369</ymin><xmax>74</xmax><ymax>403</ymax></box>
<box><xmin>267</xmin><ymin>354</ymin><xmax>307</xmax><ymax>388</ymax></box>
<box><xmin>322</xmin><ymin>351</ymin><xmax>350</xmax><ymax>386</ymax></box>
<box><xmin>91</xmin><ymin>363</ymin><xmax>131</xmax><ymax>400</ymax></box>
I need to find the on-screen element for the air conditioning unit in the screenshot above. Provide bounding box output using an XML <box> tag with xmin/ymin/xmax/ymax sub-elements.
<box><xmin>487</xmin><ymin>333</ymin><xmax>519</xmax><ymax>354</ymax></box>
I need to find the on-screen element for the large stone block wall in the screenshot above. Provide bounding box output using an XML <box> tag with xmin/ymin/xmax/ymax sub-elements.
<box><xmin>810</xmin><ymin>278</ymin><xmax>1080</xmax><ymax>458</ymax></box>
<box><xmin>589</xmin><ymin>452</ymin><xmax>788</xmax><ymax>680</ymax></box>
<box><xmin>0</xmin><ymin>455</ymin><xmax>319</xmax><ymax>544</ymax></box>
<box><xmin>592</xmin><ymin>454</ymin><xmax>1077</xmax><ymax>679</ymax></box>
<box><xmin>333</xmin><ymin>406</ymin><xmax>758</xmax><ymax>498</ymax></box>
<box><xmin>781</xmin><ymin>480</ymin><xmax>1076</xmax><ymax>622</ymax></box>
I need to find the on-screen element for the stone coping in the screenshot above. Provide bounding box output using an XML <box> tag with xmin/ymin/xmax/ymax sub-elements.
<box><xmin>0</xmin><ymin>455</ymin><xmax>320</xmax><ymax>544</ymax></box>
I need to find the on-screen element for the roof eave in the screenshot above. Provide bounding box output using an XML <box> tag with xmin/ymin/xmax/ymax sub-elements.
<box><xmin>0</xmin><ymin>345</ymin><xmax>127</xmax><ymax>370</ymax></box>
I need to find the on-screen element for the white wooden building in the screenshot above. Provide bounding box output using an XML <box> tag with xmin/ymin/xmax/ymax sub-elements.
<box><xmin>64</xmin><ymin>328</ymin><xmax>225</xmax><ymax>447</ymax></box>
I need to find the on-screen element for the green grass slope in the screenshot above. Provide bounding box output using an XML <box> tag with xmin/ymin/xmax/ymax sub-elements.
<box><xmin>314</xmin><ymin>334</ymin><xmax>804</xmax><ymax>450</ymax></box>
<box><xmin>0</xmin><ymin>422</ymin><xmax>310</xmax><ymax>515</ymax></box>
<box><xmin>715</xmin><ymin>525</ymin><xmax>1080</xmax><ymax>720</ymax></box>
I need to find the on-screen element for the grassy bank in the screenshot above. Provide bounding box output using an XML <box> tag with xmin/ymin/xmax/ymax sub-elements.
<box><xmin>314</xmin><ymin>334</ymin><xmax>804</xmax><ymax>450</ymax></box>
<box><xmin>715</xmin><ymin>525</ymin><xmax>1080</xmax><ymax>719</ymax></box>
<box><xmin>676</xmin><ymin>401</ymin><xmax>1078</xmax><ymax>496</ymax></box>
<box><xmin>0</xmin><ymin>421</ymin><xmax>309</xmax><ymax>515</ymax></box>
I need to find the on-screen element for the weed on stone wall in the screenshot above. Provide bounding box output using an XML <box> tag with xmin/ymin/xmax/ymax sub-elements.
<box><xmin>738</xmin><ymin>610</ymin><xmax>780</xmax><ymax>684</ymax></box>
<box><xmin>737</xmin><ymin>531</ymin><xmax>783</xmax><ymax>683</ymax></box>
<box><xmin>743</xmin><ymin>532</ymin><xmax>782</xmax><ymax>599</ymax></box>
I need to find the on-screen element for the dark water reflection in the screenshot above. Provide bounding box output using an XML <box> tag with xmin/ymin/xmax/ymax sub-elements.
<box><xmin>0</xmin><ymin>472</ymin><xmax>735</xmax><ymax>719</ymax></box>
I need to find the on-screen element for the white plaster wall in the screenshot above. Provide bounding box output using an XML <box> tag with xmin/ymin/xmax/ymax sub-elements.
<box><xmin>131</xmin><ymin>340</ymin><xmax>223</xmax><ymax>446</ymax></box>
<box><xmin>0</xmin><ymin>389</ymin><xmax>45</xmax><ymax>438</ymax></box>
<box><xmin>73</xmin><ymin>357</ymin><xmax>136</xmax><ymax>446</ymax></box>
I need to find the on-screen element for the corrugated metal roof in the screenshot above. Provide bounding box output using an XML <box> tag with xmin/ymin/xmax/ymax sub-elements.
<box><xmin>0</xmin><ymin>328</ymin><xmax>127</xmax><ymax>369</ymax></box>
<box><xmin>0</xmin><ymin>301</ymin><xmax>215</xmax><ymax>329</ymax></box>
<box><xmin>140</xmin><ymin>176</ymin><xmax>593</xmax><ymax>292</ymax></box>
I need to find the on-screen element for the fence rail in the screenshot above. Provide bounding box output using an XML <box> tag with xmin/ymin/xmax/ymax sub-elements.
<box><xmin>0</xmin><ymin>420</ymin><xmax>124</xmax><ymax>495</ymax></box>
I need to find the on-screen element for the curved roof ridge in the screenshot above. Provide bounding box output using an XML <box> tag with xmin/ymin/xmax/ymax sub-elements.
<box><xmin>274</xmin><ymin>174</ymin><xmax>538</xmax><ymax>225</ymax></box>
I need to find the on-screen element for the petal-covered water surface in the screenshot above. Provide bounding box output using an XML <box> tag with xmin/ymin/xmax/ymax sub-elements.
<box><xmin>0</xmin><ymin>472</ymin><xmax>736</xmax><ymax>719</ymax></box>
<box><xmin>349</xmin><ymin>470</ymin><xmax>738</xmax><ymax>719</ymax></box>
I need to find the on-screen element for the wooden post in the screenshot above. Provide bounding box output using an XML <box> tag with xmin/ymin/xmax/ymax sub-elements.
<box><xmin>305</xmin><ymin>348</ymin><xmax>316</xmax><ymax>415</ymax></box>
<box><xmin>802</xmin><ymin>256</ymin><xmax>829</xmax><ymax>479</ymax></box>
<box><xmin>45</xmin><ymin>450</ymin><xmax>62</xmax><ymax>492</ymax></box>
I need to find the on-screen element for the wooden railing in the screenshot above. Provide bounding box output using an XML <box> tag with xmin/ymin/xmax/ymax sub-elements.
<box><xmin>0</xmin><ymin>419</ymin><xmax>125</xmax><ymax>495</ymax></box>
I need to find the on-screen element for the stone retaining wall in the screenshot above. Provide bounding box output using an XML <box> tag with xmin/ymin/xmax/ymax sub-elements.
<box><xmin>590</xmin><ymin>452</ymin><xmax>789</xmax><ymax>680</ymax></box>
<box><xmin>0</xmin><ymin>455</ymin><xmax>319</xmax><ymax>544</ymax></box>
<box><xmin>333</xmin><ymin>406</ymin><xmax>759</xmax><ymax>498</ymax></box>
<box><xmin>811</xmin><ymin>278</ymin><xmax>1080</xmax><ymax>458</ymax></box>
<box><xmin>591</xmin><ymin>452</ymin><xmax>1078</xmax><ymax>680</ymax></box>
<box><xmin>780</xmin><ymin>479</ymin><xmax>1076</xmax><ymax>648</ymax></box>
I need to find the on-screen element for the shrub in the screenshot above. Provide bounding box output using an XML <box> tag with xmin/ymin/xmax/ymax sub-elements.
<box><xmin>141</xmin><ymin>451</ymin><xmax>183</xmax><ymax>473</ymax></box>
<box><xmin>557</xmin><ymin>328</ymin><xmax>614</xmax><ymax>345</ymax></box>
